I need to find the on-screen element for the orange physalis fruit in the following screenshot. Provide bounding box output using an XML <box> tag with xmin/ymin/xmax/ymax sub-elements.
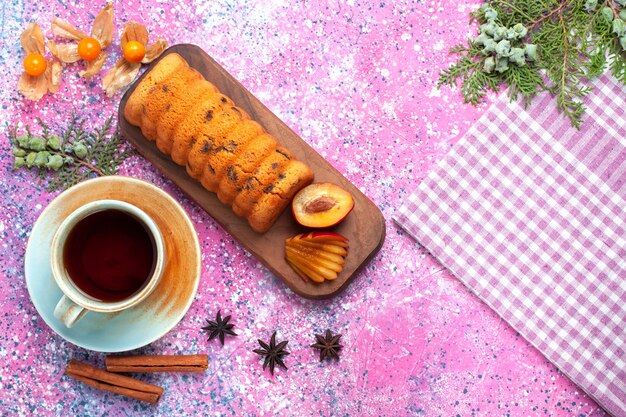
<box><xmin>48</xmin><ymin>4</ymin><xmax>113</xmax><ymax>78</ymax></box>
<box><xmin>123</xmin><ymin>40</ymin><xmax>146</xmax><ymax>63</ymax></box>
<box><xmin>18</xmin><ymin>22</ymin><xmax>63</xmax><ymax>100</ymax></box>
<box><xmin>77</xmin><ymin>37</ymin><xmax>102</xmax><ymax>61</ymax></box>
<box><xmin>23</xmin><ymin>53</ymin><xmax>48</xmax><ymax>77</ymax></box>
<box><xmin>102</xmin><ymin>21</ymin><xmax>167</xmax><ymax>96</ymax></box>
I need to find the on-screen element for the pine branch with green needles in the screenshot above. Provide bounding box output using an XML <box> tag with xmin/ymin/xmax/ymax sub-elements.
<box><xmin>438</xmin><ymin>0</ymin><xmax>626</xmax><ymax>128</ymax></box>
<box><xmin>10</xmin><ymin>114</ymin><xmax>134</xmax><ymax>192</ymax></box>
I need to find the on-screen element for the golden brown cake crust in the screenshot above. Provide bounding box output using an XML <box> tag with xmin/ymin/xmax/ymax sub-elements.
<box><xmin>169</xmin><ymin>91</ymin><xmax>233</xmax><ymax>166</ymax></box>
<box><xmin>155</xmin><ymin>77</ymin><xmax>218</xmax><ymax>154</ymax></box>
<box><xmin>247</xmin><ymin>160</ymin><xmax>314</xmax><ymax>232</ymax></box>
<box><xmin>124</xmin><ymin>53</ymin><xmax>187</xmax><ymax>126</ymax></box>
<box><xmin>185</xmin><ymin>106</ymin><xmax>249</xmax><ymax>181</ymax></box>
<box><xmin>216</xmin><ymin>133</ymin><xmax>278</xmax><ymax>205</ymax></box>
<box><xmin>231</xmin><ymin>147</ymin><xmax>293</xmax><ymax>218</ymax></box>
<box><xmin>143</xmin><ymin>70</ymin><xmax>205</xmax><ymax>154</ymax></box>
<box><xmin>199</xmin><ymin>119</ymin><xmax>265</xmax><ymax>192</ymax></box>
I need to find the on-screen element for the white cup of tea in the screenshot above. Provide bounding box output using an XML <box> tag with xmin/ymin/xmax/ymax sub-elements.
<box><xmin>51</xmin><ymin>200</ymin><xmax>166</xmax><ymax>328</ymax></box>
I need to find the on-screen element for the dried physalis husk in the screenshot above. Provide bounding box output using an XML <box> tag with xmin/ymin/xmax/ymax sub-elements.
<box><xmin>102</xmin><ymin>21</ymin><xmax>168</xmax><ymax>97</ymax></box>
<box><xmin>47</xmin><ymin>3</ymin><xmax>114</xmax><ymax>79</ymax></box>
<box><xmin>18</xmin><ymin>22</ymin><xmax>63</xmax><ymax>101</ymax></box>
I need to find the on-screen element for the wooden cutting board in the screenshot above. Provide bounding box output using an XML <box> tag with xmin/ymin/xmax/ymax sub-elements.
<box><xmin>118</xmin><ymin>44</ymin><xmax>385</xmax><ymax>299</ymax></box>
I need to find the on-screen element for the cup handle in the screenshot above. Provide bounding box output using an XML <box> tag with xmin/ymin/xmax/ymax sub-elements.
<box><xmin>54</xmin><ymin>295</ymin><xmax>88</xmax><ymax>328</ymax></box>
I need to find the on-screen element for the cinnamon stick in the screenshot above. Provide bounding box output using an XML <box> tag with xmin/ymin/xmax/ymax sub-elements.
<box><xmin>65</xmin><ymin>359</ymin><xmax>163</xmax><ymax>404</ymax></box>
<box><xmin>105</xmin><ymin>354</ymin><xmax>208</xmax><ymax>373</ymax></box>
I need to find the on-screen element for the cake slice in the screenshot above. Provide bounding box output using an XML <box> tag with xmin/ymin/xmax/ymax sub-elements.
<box><xmin>185</xmin><ymin>106</ymin><xmax>249</xmax><ymax>181</ymax></box>
<box><xmin>124</xmin><ymin>53</ymin><xmax>187</xmax><ymax>126</ymax></box>
<box><xmin>198</xmin><ymin>119</ymin><xmax>265</xmax><ymax>192</ymax></box>
<box><xmin>141</xmin><ymin>70</ymin><xmax>205</xmax><ymax>152</ymax></box>
<box><xmin>231</xmin><ymin>147</ymin><xmax>293</xmax><ymax>218</ymax></box>
<box><xmin>247</xmin><ymin>160</ymin><xmax>314</xmax><ymax>232</ymax></box>
<box><xmin>154</xmin><ymin>77</ymin><xmax>219</xmax><ymax>155</ymax></box>
<box><xmin>216</xmin><ymin>133</ymin><xmax>277</xmax><ymax>205</ymax></box>
<box><xmin>169</xmin><ymin>92</ymin><xmax>235</xmax><ymax>166</ymax></box>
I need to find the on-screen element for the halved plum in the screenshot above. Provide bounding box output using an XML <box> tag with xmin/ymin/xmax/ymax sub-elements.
<box><xmin>291</xmin><ymin>183</ymin><xmax>354</xmax><ymax>228</ymax></box>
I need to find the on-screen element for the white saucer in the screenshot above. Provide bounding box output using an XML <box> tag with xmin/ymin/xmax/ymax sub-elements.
<box><xmin>25</xmin><ymin>176</ymin><xmax>201</xmax><ymax>352</ymax></box>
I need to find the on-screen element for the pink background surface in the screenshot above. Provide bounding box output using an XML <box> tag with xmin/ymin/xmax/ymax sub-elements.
<box><xmin>0</xmin><ymin>1</ymin><xmax>607</xmax><ymax>416</ymax></box>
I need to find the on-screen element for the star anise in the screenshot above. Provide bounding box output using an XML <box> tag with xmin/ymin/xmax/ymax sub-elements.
<box><xmin>253</xmin><ymin>331</ymin><xmax>290</xmax><ymax>375</ymax></box>
<box><xmin>202</xmin><ymin>310</ymin><xmax>237</xmax><ymax>345</ymax></box>
<box><xmin>312</xmin><ymin>329</ymin><xmax>343</xmax><ymax>361</ymax></box>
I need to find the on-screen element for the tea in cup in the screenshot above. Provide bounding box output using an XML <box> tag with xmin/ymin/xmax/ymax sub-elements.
<box><xmin>51</xmin><ymin>200</ymin><xmax>166</xmax><ymax>328</ymax></box>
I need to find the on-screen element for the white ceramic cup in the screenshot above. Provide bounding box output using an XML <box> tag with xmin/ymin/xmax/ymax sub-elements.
<box><xmin>51</xmin><ymin>200</ymin><xmax>166</xmax><ymax>328</ymax></box>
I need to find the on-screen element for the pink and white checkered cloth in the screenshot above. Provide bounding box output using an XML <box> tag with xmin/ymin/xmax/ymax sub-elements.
<box><xmin>395</xmin><ymin>75</ymin><xmax>626</xmax><ymax>417</ymax></box>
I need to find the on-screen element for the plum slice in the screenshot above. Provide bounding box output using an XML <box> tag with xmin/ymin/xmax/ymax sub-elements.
<box><xmin>284</xmin><ymin>231</ymin><xmax>349</xmax><ymax>283</ymax></box>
